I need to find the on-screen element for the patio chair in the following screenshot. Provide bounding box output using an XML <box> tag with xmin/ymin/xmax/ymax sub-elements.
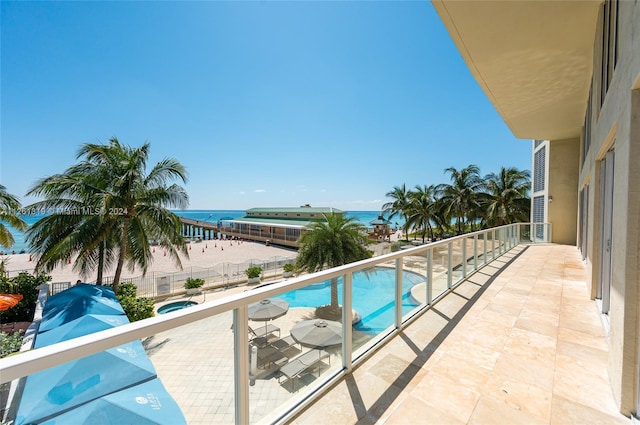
<box><xmin>277</xmin><ymin>349</ymin><xmax>330</xmax><ymax>390</ymax></box>
<box><xmin>249</xmin><ymin>324</ymin><xmax>280</xmax><ymax>345</ymax></box>
<box><xmin>268</xmin><ymin>335</ymin><xmax>298</xmax><ymax>353</ymax></box>
<box><xmin>255</xmin><ymin>345</ymin><xmax>288</xmax><ymax>370</ymax></box>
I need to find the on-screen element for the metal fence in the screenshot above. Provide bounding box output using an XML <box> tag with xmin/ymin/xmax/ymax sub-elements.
<box><xmin>61</xmin><ymin>255</ymin><xmax>298</xmax><ymax>298</ymax></box>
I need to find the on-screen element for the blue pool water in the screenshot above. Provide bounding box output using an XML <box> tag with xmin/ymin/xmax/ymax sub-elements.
<box><xmin>277</xmin><ymin>267</ymin><xmax>424</xmax><ymax>335</ymax></box>
<box><xmin>157</xmin><ymin>301</ymin><xmax>198</xmax><ymax>314</ymax></box>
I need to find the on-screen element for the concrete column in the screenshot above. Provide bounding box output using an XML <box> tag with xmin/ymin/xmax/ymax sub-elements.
<box><xmin>548</xmin><ymin>137</ymin><xmax>580</xmax><ymax>244</ymax></box>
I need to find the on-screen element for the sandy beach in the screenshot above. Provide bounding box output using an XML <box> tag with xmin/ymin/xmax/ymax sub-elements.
<box><xmin>1</xmin><ymin>240</ymin><xmax>298</xmax><ymax>284</ymax></box>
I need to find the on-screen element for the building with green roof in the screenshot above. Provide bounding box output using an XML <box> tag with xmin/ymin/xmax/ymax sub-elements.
<box><xmin>218</xmin><ymin>205</ymin><xmax>344</xmax><ymax>248</ymax></box>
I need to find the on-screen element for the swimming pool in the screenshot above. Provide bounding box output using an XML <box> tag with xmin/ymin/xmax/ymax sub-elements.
<box><xmin>277</xmin><ymin>267</ymin><xmax>423</xmax><ymax>335</ymax></box>
<box><xmin>157</xmin><ymin>301</ymin><xmax>198</xmax><ymax>314</ymax></box>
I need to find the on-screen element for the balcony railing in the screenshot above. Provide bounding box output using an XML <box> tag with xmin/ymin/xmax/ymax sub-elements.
<box><xmin>0</xmin><ymin>223</ymin><xmax>551</xmax><ymax>424</ymax></box>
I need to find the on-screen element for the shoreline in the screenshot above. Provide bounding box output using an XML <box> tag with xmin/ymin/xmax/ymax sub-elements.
<box><xmin>2</xmin><ymin>240</ymin><xmax>297</xmax><ymax>284</ymax></box>
<box><xmin>1</xmin><ymin>210</ymin><xmax>397</xmax><ymax>255</ymax></box>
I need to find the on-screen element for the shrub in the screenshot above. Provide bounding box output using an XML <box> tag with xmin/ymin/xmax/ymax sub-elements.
<box><xmin>283</xmin><ymin>263</ymin><xmax>294</xmax><ymax>273</ymax></box>
<box><xmin>0</xmin><ymin>330</ymin><xmax>24</xmax><ymax>358</ymax></box>
<box><xmin>184</xmin><ymin>277</ymin><xmax>204</xmax><ymax>289</ymax></box>
<box><xmin>390</xmin><ymin>241</ymin><xmax>403</xmax><ymax>252</ymax></box>
<box><xmin>116</xmin><ymin>282</ymin><xmax>138</xmax><ymax>299</ymax></box>
<box><xmin>0</xmin><ymin>272</ymin><xmax>51</xmax><ymax>324</ymax></box>
<box><xmin>116</xmin><ymin>282</ymin><xmax>155</xmax><ymax>322</ymax></box>
<box><xmin>245</xmin><ymin>266</ymin><xmax>262</xmax><ymax>279</ymax></box>
<box><xmin>117</xmin><ymin>296</ymin><xmax>155</xmax><ymax>322</ymax></box>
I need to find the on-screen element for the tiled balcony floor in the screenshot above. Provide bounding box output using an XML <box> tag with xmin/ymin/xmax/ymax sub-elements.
<box><xmin>289</xmin><ymin>244</ymin><xmax>630</xmax><ymax>424</ymax></box>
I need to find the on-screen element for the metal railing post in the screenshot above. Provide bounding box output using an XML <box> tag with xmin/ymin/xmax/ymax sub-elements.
<box><xmin>462</xmin><ymin>239</ymin><xmax>467</xmax><ymax>278</ymax></box>
<box><xmin>503</xmin><ymin>227</ymin><xmax>508</xmax><ymax>250</ymax></box>
<box><xmin>342</xmin><ymin>272</ymin><xmax>353</xmax><ymax>373</ymax></box>
<box><xmin>473</xmin><ymin>235</ymin><xmax>478</xmax><ymax>271</ymax></box>
<box><xmin>447</xmin><ymin>243</ymin><xmax>452</xmax><ymax>288</ymax></box>
<box><xmin>395</xmin><ymin>258</ymin><xmax>403</xmax><ymax>329</ymax></box>
<box><xmin>492</xmin><ymin>230</ymin><xmax>496</xmax><ymax>258</ymax></box>
<box><xmin>483</xmin><ymin>232</ymin><xmax>488</xmax><ymax>265</ymax></box>
<box><xmin>426</xmin><ymin>249</ymin><xmax>433</xmax><ymax>305</ymax></box>
<box><xmin>233</xmin><ymin>306</ymin><xmax>250</xmax><ymax>425</ymax></box>
<box><xmin>506</xmin><ymin>226</ymin><xmax>511</xmax><ymax>249</ymax></box>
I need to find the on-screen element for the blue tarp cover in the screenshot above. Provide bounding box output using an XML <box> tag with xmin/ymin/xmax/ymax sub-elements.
<box><xmin>38</xmin><ymin>284</ymin><xmax>125</xmax><ymax>332</ymax></box>
<box><xmin>16</xmin><ymin>283</ymin><xmax>185</xmax><ymax>425</ymax></box>
<box><xmin>39</xmin><ymin>378</ymin><xmax>187</xmax><ymax>425</ymax></box>
<box><xmin>16</xmin><ymin>340</ymin><xmax>158</xmax><ymax>425</ymax></box>
<box><xmin>35</xmin><ymin>314</ymin><xmax>130</xmax><ymax>348</ymax></box>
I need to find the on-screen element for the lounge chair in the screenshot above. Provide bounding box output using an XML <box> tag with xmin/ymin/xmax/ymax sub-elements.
<box><xmin>255</xmin><ymin>345</ymin><xmax>288</xmax><ymax>370</ymax></box>
<box><xmin>278</xmin><ymin>349</ymin><xmax>330</xmax><ymax>390</ymax></box>
<box><xmin>249</xmin><ymin>324</ymin><xmax>280</xmax><ymax>340</ymax></box>
<box><xmin>252</xmin><ymin>335</ymin><xmax>299</xmax><ymax>369</ymax></box>
<box><xmin>269</xmin><ymin>335</ymin><xmax>298</xmax><ymax>352</ymax></box>
<box><xmin>249</xmin><ymin>324</ymin><xmax>280</xmax><ymax>347</ymax></box>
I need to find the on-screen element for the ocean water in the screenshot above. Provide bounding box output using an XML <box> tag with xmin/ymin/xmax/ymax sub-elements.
<box><xmin>2</xmin><ymin>209</ymin><xmax>398</xmax><ymax>254</ymax></box>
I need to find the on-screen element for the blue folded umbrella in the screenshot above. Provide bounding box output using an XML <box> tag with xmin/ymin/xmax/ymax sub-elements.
<box><xmin>40</xmin><ymin>285</ymin><xmax>125</xmax><ymax>332</ymax></box>
<box><xmin>39</xmin><ymin>378</ymin><xmax>186</xmax><ymax>425</ymax></box>
<box><xmin>16</xmin><ymin>340</ymin><xmax>157</xmax><ymax>425</ymax></box>
<box><xmin>43</xmin><ymin>284</ymin><xmax>119</xmax><ymax>310</ymax></box>
<box><xmin>35</xmin><ymin>314</ymin><xmax>130</xmax><ymax>348</ymax></box>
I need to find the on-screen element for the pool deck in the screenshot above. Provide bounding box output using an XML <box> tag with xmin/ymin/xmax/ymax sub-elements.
<box><xmin>290</xmin><ymin>244</ymin><xmax>630</xmax><ymax>424</ymax></box>
<box><xmin>151</xmin><ymin>286</ymin><xmax>324</xmax><ymax>424</ymax></box>
<box><xmin>148</xmin><ymin>244</ymin><xmax>630</xmax><ymax>424</ymax></box>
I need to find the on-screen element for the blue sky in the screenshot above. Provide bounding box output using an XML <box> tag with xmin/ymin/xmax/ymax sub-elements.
<box><xmin>1</xmin><ymin>1</ymin><xmax>531</xmax><ymax>211</ymax></box>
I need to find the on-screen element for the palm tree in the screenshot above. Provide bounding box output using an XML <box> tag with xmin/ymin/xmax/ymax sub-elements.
<box><xmin>405</xmin><ymin>185</ymin><xmax>437</xmax><ymax>243</ymax></box>
<box><xmin>296</xmin><ymin>213</ymin><xmax>371</xmax><ymax>320</ymax></box>
<box><xmin>382</xmin><ymin>184</ymin><xmax>411</xmax><ymax>240</ymax></box>
<box><xmin>0</xmin><ymin>185</ymin><xmax>28</xmax><ymax>249</ymax></box>
<box><xmin>483</xmin><ymin>167</ymin><xmax>531</xmax><ymax>226</ymax></box>
<box><xmin>27</xmin><ymin>138</ymin><xmax>189</xmax><ymax>292</ymax></box>
<box><xmin>429</xmin><ymin>195</ymin><xmax>451</xmax><ymax>239</ymax></box>
<box><xmin>26</xmin><ymin>168</ymin><xmax>120</xmax><ymax>284</ymax></box>
<box><xmin>437</xmin><ymin>165</ymin><xmax>483</xmax><ymax>235</ymax></box>
<box><xmin>81</xmin><ymin>139</ymin><xmax>190</xmax><ymax>292</ymax></box>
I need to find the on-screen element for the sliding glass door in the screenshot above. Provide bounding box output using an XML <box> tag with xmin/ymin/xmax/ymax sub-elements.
<box><xmin>597</xmin><ymin>149</ymin><xmax>615</xmax><ymax>315</ymax></box>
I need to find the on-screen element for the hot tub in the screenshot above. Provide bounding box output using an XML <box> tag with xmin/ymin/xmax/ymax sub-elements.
<box><xmin>157</xmin><ymin>301</ymin><xmax>198</xmax><ymax>314</ymax></box>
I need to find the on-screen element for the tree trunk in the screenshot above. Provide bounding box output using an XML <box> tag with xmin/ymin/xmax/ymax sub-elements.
<box><xmin>404</xmin><ymin>215</ymin><xmax>409</xmax><ymax>240</ymax></box>
<box><xmin>96</xmin><ymin>241</ymin><xmax>104</xmax><ymax>285</ymax></box>
<box><xmin>330</xmin><ymin>277</ymin><xmax>339</xmax><ymax>309</ymax></box>
<box><xmin>112</xmin><ymin>217</ymin><xmax>129</xmax><ymax>293</ymax></box>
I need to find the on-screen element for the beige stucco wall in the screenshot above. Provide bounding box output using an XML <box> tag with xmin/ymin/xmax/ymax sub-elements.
<box><xmin>613</xmin><ymin>87</ymin><xmax>640</xmax><ymax>416</ymax></box>
<box><xmin>630</xmin><ymin>87</ymin><xmax>640</xmax><ymax>419</ymax></box>
<box><xmin>578</xmin><ymin>2</ymin><xmax>640</xmax><ymax>414</ymax></box>
<box><xmin>547</xmin><ymin>138</ymin><xmax>580</xmax><ymax>245</ymax></box>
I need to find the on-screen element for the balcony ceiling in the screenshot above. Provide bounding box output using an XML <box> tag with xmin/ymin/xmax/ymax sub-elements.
<box><xmin>432</xmin><ymin>0</ymin><xmax>602</xmax><ymax>141</ymax></box>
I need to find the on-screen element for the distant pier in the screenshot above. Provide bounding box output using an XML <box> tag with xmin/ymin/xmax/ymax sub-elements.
<box><xmin>179</xmin><ymin>217</ymin><xmax>218</xmax><ymax>240</ymax></box>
